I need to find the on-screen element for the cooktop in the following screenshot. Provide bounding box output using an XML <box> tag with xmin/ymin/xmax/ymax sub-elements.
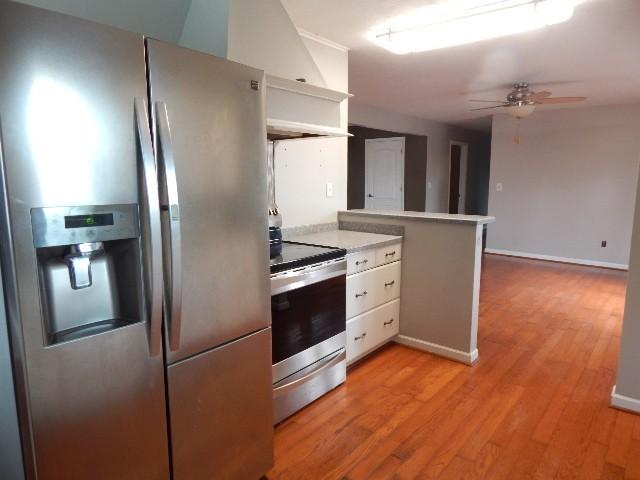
<box><xmin>270</xmin><ymin>241</ymin><xmax>346</xmax><ymax>275</ymax></box>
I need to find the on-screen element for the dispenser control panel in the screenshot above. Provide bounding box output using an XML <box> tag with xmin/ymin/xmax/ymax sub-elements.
<box><xmin>64</xmin><ymin>213</ymin><xmax>114</xmax><ymax>229</ymax></box>
<box><xmin>31</xmin><ymin>204</ymin><xmax>139</xmax><ymax>248</ymax></box>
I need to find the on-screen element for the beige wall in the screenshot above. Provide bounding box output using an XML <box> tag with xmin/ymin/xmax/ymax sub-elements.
<box><xmin>487</xmin><ymin>104</ymin><xmax>640</xmax><ymax>268</ymax></box>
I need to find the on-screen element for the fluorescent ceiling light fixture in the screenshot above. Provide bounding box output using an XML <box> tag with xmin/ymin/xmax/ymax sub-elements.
<box><xmin>369</xmin><ymin>0</ymin><xmax>580</xmax><ymax>54</ymax></box>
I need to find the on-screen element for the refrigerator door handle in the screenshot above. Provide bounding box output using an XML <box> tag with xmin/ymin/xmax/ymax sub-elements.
<box><xmin>155</xmin><ymin>101</ymin><xmax>183</xmax><ymax>351</ymax></box>
<box><xmin>134</xmin><ymin>97</ymin><xmax>164</xmax><ymax>357</ymax></box>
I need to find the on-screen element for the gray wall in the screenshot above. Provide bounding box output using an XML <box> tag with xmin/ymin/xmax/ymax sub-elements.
<box><xmin>339</xmin><ymin>212</ymin><xmax>484</xmax><ymax>364</ymax></box>
<box><xmin>616</xmin><ymin>158</ymin><xmax>640</xmax><ymax>404</ymax></box>
<box><xmin>15</xmin><ymin>0</ymin><xmax>192</xmax><ymax>42</ymax></box>
<box><xmin>179</xmin><ymin>0</ymin><xmax>229</xmax><ymax>58</ymax></box>
<box><xmin>487</xmin><ymin>104</ymin><xmax>640</xmax><ymax>267</ymax></box>
<box><xmin>349</xmin><ymin>103</ymin><xmax>491</xmax><ymax>214</ymax></box>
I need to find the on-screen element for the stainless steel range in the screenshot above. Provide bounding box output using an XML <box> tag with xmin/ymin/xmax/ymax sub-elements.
<box><xmin>270</xmin><ymin>242</ymin><xmax>347</xmax><ymax>423</ymax></box>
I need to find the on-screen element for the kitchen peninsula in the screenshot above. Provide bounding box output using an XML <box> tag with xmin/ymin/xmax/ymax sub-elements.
<box><xmin>338</xmin><ymin>209</ymin><xmax>495</xmax><ymax>365</ymax></box>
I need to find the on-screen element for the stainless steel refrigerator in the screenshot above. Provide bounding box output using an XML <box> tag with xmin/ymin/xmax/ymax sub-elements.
<box><xmin>0</xmin><ymin>2</ymin><xmax>273</xmax><ymax>479</ymax></box>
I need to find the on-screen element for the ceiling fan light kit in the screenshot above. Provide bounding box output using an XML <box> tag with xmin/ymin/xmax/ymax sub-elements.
<box><xmin>506</xmin><ymin>104</ymin><xmax>536</xmax><ymax>118</ymax></box>
<box><xmin>369</xmin><ymin>0</ymin><xmax>580</xmax><ymax>54</ymax></box>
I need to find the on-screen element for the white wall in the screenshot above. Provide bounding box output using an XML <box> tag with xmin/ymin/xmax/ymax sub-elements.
<box><xmin>227</xmin><ymin>0</ymin><xmax>326</xmax><ymax>87</ymax></box>
<box><xmin>487</xmin><ymin>104</ymin><xmax>640</xmax><ymax>268</ymax></box>
<box><xmin>271</xmin><ymin>31</ymin><xmax>349</xmax><ymax>228</ymax></box>
<box><xmin>349</xmin><ymin>103</ymin><xmax>487</xmax><ymax>213</ymax></box>
<box><xmin>15</xmin><ymin>0</ymin><xmax>192</xmax><ymax>42</ymax></box>
<box><xmin>275</xmin><ymin>138</ymin><xmax>348</xmax><ymax>227</ymax></box>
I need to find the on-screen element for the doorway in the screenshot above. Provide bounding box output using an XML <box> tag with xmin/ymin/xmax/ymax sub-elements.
<box><xmin>448</xmin><ymin>141</ymin><xmax>469</xmax><ymax>214</ymax></box>
<box><xmin>365</xmin><ymin>137</ymin><xmax>404</xmax><ymax>210</ymax></box>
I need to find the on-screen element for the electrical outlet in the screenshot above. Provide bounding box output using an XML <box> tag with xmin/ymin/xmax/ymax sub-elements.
<box><xmin>496</xmin><ymin>182</ymin><xmax>503</xmax><ymax>192</ymax></box>
<box><xmin>601</xmin><ymin>240</ymin><xmax>607</xmax><ymax>248</ymax></box>
<box><xmin>326</xmin><ymin>182</ymin><xmax>333</xmax><ymax>198</ymax></box>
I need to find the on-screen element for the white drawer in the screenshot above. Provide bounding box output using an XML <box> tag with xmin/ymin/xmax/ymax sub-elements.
<box><xmin>346</xmin><ymin>262</ymin><xmax>402</xmax><ymax>319</ymax></box>
<box><xmin>373</xmin><ymin>299</ymin><xmax>400</xmax><ymax>343</ymax></box>
<box><xmin>375</xmin><ymin>242</ymin><xmax>402</xmax><ymax>267</ymax></box>
<box><xmin>346</xmin><ymin>249</ymin><xmax>376</xmax><ymax>275</ymax></box>
<box><xmin>346</xmin><ymin>314</ymin><xmax>374</xmax><ymax>363</ymax></box>
<box><xmin>346</xmin><ymin>268</ymin><xmax>377</xmax><ymax>318</ymax></box>
<box><xmin>346</xmin><ymin>299</ymin><xmax>400</xmax><ymax>364</ymax></box>
<box><xmin>373</xmin><ymin>261</ymin><xmax>401</xmax><ymax>306</ymax></box>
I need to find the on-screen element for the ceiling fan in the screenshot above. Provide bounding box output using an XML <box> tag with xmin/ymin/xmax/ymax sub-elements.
<box><xmin>469</xmin><ymin>82</ymin><xmax>587</xmax><ymax>118</ymax></box>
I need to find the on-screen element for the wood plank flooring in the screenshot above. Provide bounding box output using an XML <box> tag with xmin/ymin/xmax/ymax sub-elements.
<box><xmin>266</xmin><ymin>254</ymin><xmax>640</xmax><ymax>479</ymax></box>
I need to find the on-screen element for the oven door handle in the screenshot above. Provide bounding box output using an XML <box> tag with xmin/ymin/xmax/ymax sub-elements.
<box><xmin>271</xmin><ymin>259</ymin><xmax>346</xmax><ymax>295</ymax></box>
<box><xmin>273</xmin><ymin>349</ymin><xmax>346</xmax><ymax>397</ymax></box>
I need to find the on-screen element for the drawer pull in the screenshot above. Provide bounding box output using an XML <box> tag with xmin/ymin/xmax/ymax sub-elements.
<box><xmin>354</xmin><ymin>332</ymin><xmax>367</xmax><ymax>341</ymax></box>
<box><xmin>355</xmin><ymin>259</ymin><xmax>369</xmax><ymax>266</ymax></box>
<box><xmin>355</xmin><ymin>291</ymin><xmax>368</xmax><ymax>298</ymax></box>
<box><xmin>384</xmin><ymin>280</ymin><xmax>395</xmax><ymax>287</ymax></box>
<box><xmin>384</xmin><ymin>318</ymin><xmax>395</xmax><ymax>326</ymax></box>
<box><xmin>385</xmin><ymin>251</ymin><xmax>397</xmax><ymax>257</ymax></box>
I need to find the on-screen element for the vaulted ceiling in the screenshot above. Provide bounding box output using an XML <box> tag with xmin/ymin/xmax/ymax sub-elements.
<box><xmin>282</xmin><ymin>0</ymin><xmax>640</xmax><ymax>131</ymax></box>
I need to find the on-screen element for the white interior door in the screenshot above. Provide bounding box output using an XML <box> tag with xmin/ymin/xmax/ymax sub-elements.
<box><xmin>365</xmin><ymin>137</ymin><xmax>404</xmax><ymax>210</ymax></box>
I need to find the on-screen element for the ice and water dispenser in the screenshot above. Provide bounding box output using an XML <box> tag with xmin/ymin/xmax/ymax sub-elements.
<box><xmin>31</xmin><ymin>204</ymin><xmax>144</xmax><ymax>345</ymax></box>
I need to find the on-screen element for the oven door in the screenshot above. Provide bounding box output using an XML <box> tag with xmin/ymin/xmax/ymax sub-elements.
<box><xmin>271</xmin><ymin>260</ymin><xmax>346</xmax><ymax>383</ymax></box>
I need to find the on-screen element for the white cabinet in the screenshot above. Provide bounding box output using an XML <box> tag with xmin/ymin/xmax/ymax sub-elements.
<box><xmin>346</xmin><ymin>299</ymin><xmax>400</xmax><ymax>364</ymax></box>
<box><xmin>345</xmin><ymin>241</ymin><xmax>402</xmax><ymax>365</ymax></box>
<box><xmin>346</xmin><ymin>262</ymin><xmax>401</xmax><ymax>319</ymax></box>
<box><xmin>346</xmin><ymin>312</ymin><xmax>373</xmax><ymax>363</ymax></box>
<box><xmin>376</xmin><ymin>262</ymin><xmax>401</xmax><ymax>306</ymax></box>
<box><xmin>376</xmin><ymin>243</ymin><xmax>402</xmax><ymax>267</ymax></box>
<box><xmin>346</xmin><ymin>249</ymin><xmax>377</xmax><ymax>276</ymax></box>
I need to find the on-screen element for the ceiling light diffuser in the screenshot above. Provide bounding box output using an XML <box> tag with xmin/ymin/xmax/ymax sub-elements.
<box><xmin>505</xmin><ymin>104</ymin><xmax>536</xmax><ymax>118</ymax></box>
<box><xmin>370</xmin><ymin>0</ymin><xmax>579</xmax><ymax>54</ymax></box>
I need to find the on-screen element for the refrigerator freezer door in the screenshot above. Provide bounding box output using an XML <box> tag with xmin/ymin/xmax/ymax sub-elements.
<box><xmin>167</xmin><ymin>327</ymin><xmax>274</xmax><ymax>480</ymax></box>
<box><xmin>0</xmin><ymin>265</ymin><xmax>24</xmax><ymax>479</ymax></box>
<box><xmin>0</xmin><ymin>4</ymin><xmax>169</xmax><ymax>479</ymax></box>
<box><xmin>147</xmin><ymin>39</ymin><xmax>271</xmax><ymax>363</ymax></box>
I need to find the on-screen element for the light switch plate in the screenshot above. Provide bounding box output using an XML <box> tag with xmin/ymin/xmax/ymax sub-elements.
<box><xmin>326</xmin><ymin>182</ymin><xmax>333</xmax><ymax>198</ymax></box>
<box><xmin>496</xmin><ymin>182</ymin><xmax>503</xmax><ymax>192</ymax></box>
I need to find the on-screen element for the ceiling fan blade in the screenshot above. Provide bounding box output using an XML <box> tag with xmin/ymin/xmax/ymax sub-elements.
<box><xmin>470</xmin><ymin>105</ymin><xmax>507</xmax><ymax>111</ymax></box>
<box><xmin>529</xmin><ymin>90</ymin><xmax>552</xmax><ymax>100</ymax></box>
<box><xmin>534</xmin><ymin>96</ymin><xmax>587</xmax><ymax>104</ymax></box>
<box><xmin>468</xmin><ymin>99</ymin><xmax>507</xmax><ymax>103</ymax></box>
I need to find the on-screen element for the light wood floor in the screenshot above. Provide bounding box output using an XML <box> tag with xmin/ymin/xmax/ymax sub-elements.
<box><xmin>267</xmin><ymin>254</ymin><xmax>640</xmax><ymax>480</ymax></box>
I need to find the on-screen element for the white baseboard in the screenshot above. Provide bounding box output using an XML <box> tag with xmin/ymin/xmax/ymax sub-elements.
<box><xmin>611</xmin><ymin>385</ymin><xmax>640</xmax><ymax>414</ymax></box>
<box><xmin>484</xmin><ymin>248</ymin><xmax>628</xmax><ymax>271</ymax></box>
<box><xmin>394</xmin><ymin>335</ymin><xmax>478</xmax><ymax>365</ymax></box>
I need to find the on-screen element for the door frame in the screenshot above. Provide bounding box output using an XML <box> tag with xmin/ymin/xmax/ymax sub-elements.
<box><xmin>364</xmin><ymin>136</ymin><xmax>405</xmax><ymax>210</ymax></box>
<box><xmin>447</xmin><ymin>140</ymin><xmax>469</xmax><ymax>214</ymax></box>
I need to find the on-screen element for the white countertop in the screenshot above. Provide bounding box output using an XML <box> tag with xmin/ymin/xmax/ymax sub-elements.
<box><xmin>339</xmin><ymin>209</ymin><xmax>495</xmax><ymax>225</ymax></box>
<box><xmin>285</xmin><ymin>229</ymin><xmax>402</xmax><ymax>253</ymax></box>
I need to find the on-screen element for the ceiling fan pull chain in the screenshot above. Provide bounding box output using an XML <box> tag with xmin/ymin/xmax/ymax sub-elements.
<box><xmin>514</xmin><ymin>118</ymin><xmax>521</xmax><ymax>145</ymax></box>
